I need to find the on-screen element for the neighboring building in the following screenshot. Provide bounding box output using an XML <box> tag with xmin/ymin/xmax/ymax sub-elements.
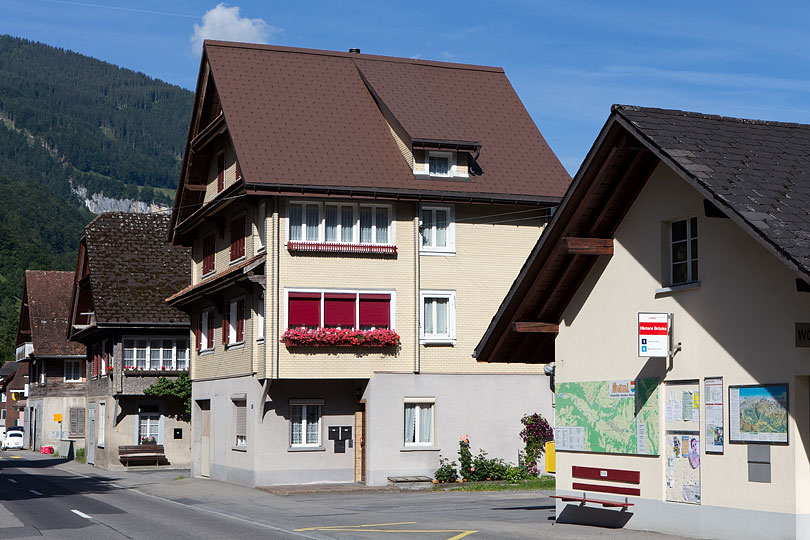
<box><xmin>474</xmin><ymin>105</ymin><xmax>810</xmax><ymax>540</ymax></box>
<box><xmin>15</xmin><ymin>270</ymin><xmax>86</xmax><ymax>453</ymax></box>
<box><xmin>167</xmin><ymin>41</ymin><xmax>569</xmax><ymax>487</ymax></box>
<box><xmin>0</xmin><ymin>361</ymin><xmax>27</xmax><ymax>435</ymax></box>
<box><xmin>67</xmin><ymin>212</ymin><xmax>191</xmax><ymax>470</ymax></box>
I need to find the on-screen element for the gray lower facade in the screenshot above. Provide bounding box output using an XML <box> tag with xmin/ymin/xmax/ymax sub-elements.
<box><xmin>191</xmin><ymin>372</ymin><xmax>553</xmax><ymax>487</ymax></box>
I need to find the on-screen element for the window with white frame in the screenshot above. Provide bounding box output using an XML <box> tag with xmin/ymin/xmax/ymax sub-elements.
<box><xmin>234</xmin><ymin>399</ymin><xmax>247</xmax><ymax>447</ymax></box>
<box><xmin>98</xmin><ymin>401</ymin><xmax>105</xmax><ymax>447</ymax></box>
<box><xmin>404</xmin><ymin>401</ymin><xmax>434</xmax><ymax>445</ymax></box>
<box><xmin>228</xmin><ymin>298</ymin><xmax>245</xmax><ymax>346</ymax></box>
<box><xmin>428</xmin><ymin>151</ymin><xmax>453</xmax><ymax>177</ymax></box>
<box><xmin>199</xmin><ymin>308</ymin><xmax>215</xmax><ymax>352</ymax></box>
<box><xmin>288</xmin><ymin>202</ymin><xmax>393</xmax><ymax>245</ymax></box>
<box><xmin>123</xmin><ymin>338</ymin><xmax>189</xmax><ymax>370</ymax></box>
<box><xmin>64</xmin><ymin>360</ymin><xmax>81</xmax><ymax>382</ymax></box>
<box><xmin>256</xmin><ymin>201</ymin><xmax>266</xmax><ymax>253</ymax></box>
<box><xmin>138</xmin><ymin>403</ymin><xmax>160</xmax><ymax>445</ymax></box>
<box><xmin>420</xmin><ymin>205</ymin><xmax>455</xmax><ymax>254</ymax></box>
<box><xmin>257</xmin><ymin>292</ymin><xmax>265</xmax><ymax>341</ymax></box>
<box><xmin>670</xmin><ymin>216</ymin><xmax>698</xmax><ymax>285</ymax></box>
<box><xmin>1</xmin><ymin>391</ymin><xmax>5</xmax><ymax>403</ymax></box>
<box><xmin>290</xmin><ymin>401</ymin><xmax>322</xmax><ymax>447</ymax></box>
<box><xmin>286</xmin><ymin>290</ymin><xmax>393</xmax><ymax>330</ymax></box>
<box><xmin>420</xmin><ymin>291</ymin><xmax>456</xmax><ymax>344</ymax></box>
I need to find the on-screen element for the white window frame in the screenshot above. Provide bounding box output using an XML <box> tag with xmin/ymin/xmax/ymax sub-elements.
<box><xmin>64</xmin><ymin>359</ymin><xmax>82</xmax><ymax>383</ymax></box>
<box><xmin>404</xmin><ymin>398</ymin><xmax>435</xmax><ymax>446</ymax></box>
<box><xmin>234</xmin><ymin>398</ymin><xmax>247</xmax><ymax>448</ymax></box>
<box><xmin>123</xmin><ymin>337</ymin><xmax>190</xmax><ymax>370</ymax></box>
<box><xmin>419</xmin><ymin>290</ymin><xmax>456</xmax><ymax>345</ymax></box>
<box><xmin>427</xmin><ymin>151</ymin><xmax>454</xmax><ymax>177</ymax></box>
<box><xmin>98</xmin><ymin>401</ymin><xmax>106</xmax><ymax>448</ymax></box>
<box><xmin>257</xmin><ymin>291</ymin><xmax>265</xmax><ymax>342</ymax></box>
<box><xmin>228</xmin><ymin>297</ymin><xmax>246</xmax><ymax>346</ymax></box>
<box><xmin>289</xmin><ymin>399</ymin><xmax>323</xmax><ymax>448</ymax></box>
<box><xmin>286</xmin><ymin>201</ymin><xmax>395</xmax><ymax>246</ymax></box>
<box><xmin>256</xmin><ymin>201</ymin><xmax>266</xmax><ymax>254</ymax></box>
<box><xmin>419</xmin><ymin>204</ymin><xmax>455</xmax><ymax>255</ymax></box>
<box><xmin>669</xmin><ymin>216</ymin><xmax>698</xmax><ymax>286</ymax></box>
<box><xmin>200</xmin><ymin>309</ymin><xmax>214</xmax><ymax>353</ymax></box>
<box><xmin>136</xmin><ymin>402</ymin><xmax>162</xmax><ymax>445</ymax></box>
<box><xmin>284</xmin><ymin>288</ymin><xmax>396</xmax><ymax>331</ymax></box>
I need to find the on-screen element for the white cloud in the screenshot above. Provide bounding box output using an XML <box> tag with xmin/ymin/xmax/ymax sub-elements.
<box><xmin>190</xmin><ymin>4</ymin><xmax>280</xmax><ymax>54</ymax></box>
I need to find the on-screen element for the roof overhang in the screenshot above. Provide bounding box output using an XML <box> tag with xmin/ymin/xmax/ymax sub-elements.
<box><xmin>167</xmin><ymin>253</ymin><xmax>266</xmax><ymax>307</ymax></box>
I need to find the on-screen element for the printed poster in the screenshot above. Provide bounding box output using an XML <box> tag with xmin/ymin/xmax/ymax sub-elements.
<box><xmin>704</xmin><ymin>378</ymin><xmax>724</xmax><ymax>453</ymax></box>
<box><xmin>729</xmin><ymin>384</ymin><xmax>788</xmax><ymax>444</ymax></box>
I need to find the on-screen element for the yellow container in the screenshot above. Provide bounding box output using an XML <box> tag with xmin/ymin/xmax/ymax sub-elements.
<box><xmin>545</xmin><ymin>441</ymin><xmax>556</xmax><ymax>473</ymax></box>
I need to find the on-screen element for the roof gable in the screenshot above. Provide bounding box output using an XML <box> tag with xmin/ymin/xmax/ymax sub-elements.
<box><xmin>18</xmin><ymin>271</ymin><xmax>84</xmax><ymax>356</ymax></box>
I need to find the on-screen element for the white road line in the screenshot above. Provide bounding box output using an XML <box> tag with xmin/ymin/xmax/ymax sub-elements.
<box><xmin>71</xmin><ymin>509</ymin><xmax>92</xmax><ymax>519</ymax></box>
<box><xmin>29</xmin><ymin>489</ymin><xmax>42</xmax><ymax>496</ymax></box>
<box><xmin>8</xmin><ymin>479</ymin><xmax>17</xmax><ymax>484</ymax></box>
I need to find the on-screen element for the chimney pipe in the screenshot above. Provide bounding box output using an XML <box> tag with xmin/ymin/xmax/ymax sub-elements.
<box><xmin>348</xmin><ymin>48</ymin><xmax>361</xmax><ymax>54</ymax></box>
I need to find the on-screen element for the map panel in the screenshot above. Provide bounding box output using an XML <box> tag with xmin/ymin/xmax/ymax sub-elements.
<box><xmin>556</xmin><ymin>378</ymin><xmax>660</xmax><ymax>455</ymax></box>
<box><xmin>729</xmin><ymin>384</ymin><xmax>788</xmax><ymax>444</ymax></box>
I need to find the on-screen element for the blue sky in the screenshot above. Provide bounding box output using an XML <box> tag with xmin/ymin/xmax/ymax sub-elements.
<box><xmin>3</xmin><ymin>0</ymin><xmax>810</xmax><ymax>175</ymax></box>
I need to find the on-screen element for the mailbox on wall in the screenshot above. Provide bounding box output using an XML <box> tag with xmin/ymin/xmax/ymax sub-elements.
<box><xmin>328</xmin><ymin>425</ymin><xmax>353</xmax><ymax>453</ymax></box>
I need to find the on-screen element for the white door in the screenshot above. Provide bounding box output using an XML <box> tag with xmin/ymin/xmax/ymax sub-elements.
<box><xmin>87</xmin><ymin>403</ymin><xmax>95</xmax><ymax>464</ymax></box>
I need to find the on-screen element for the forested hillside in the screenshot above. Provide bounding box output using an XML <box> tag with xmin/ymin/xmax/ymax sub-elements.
<box><xmin>0</xmin><ymin>35</ymin><xmax>193</xmax><ymax>205</ymax></box>
<box><xmin>0</xmin><ymin>36</ymin><xmax>195</xmax><ymax>363</ymax></box>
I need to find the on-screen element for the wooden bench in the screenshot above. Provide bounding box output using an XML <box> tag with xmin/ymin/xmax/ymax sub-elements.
<box><xmin>118</xmin><ymin>444</ymin><xmax>166</xmax><ymax>466</ymax></box>
<box><xmin>550</xmin><ymin>465</ymin><xmax>640</xmax><ymax>509</ymax></box>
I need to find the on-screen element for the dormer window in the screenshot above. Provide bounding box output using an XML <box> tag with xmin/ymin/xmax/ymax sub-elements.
<box><xmin>428</xmin><ymin>152</ymin><xmax>452</xmax><ymax>177</ymax></box>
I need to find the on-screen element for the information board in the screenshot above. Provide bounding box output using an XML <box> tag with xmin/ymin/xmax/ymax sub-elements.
<box><xmin>638</xmin><ymin>313</ymin><xmax>669</xmax><ymax>357</ymax></box>
<box><xmin>704</xmin><ymin>378</ymin><xmax>724</xmax><ymax>454</ymax></box>
<box><xmin>729</xmin><ymin>384</ymin><xmax>788</xmax><ymax>444</ymax></box>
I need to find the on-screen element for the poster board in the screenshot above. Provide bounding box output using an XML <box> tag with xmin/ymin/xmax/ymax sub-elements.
<box><xmin>704</xmin><ymin>377</ymin><xmax>724</xmax><ymax>454</ymax></box>
<box><xmin>664</xmin><ymin>380</ymin><xmax>700</xmax><ymax>504</ymax></box>
<box><xmin>556</xmin><ymin>378</ymin><xmax>659</xmax><ymax>455</ymax></box>
<box><xmin>729</xmin><ymin>384</ymin><xmax>789</xmax><ymax>444</ymax></box>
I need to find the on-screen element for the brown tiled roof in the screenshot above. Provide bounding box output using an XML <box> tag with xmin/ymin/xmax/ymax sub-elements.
<box><xmin>24</xmin><ymin>271</ymin><xmax>84</xmax><ymax>356</ymax></box>
<box><xmin>166</xmin><ymin>253</ymin><xmax>265</xmax><ymax>305</ymax></box>
<box><xmin>204</xmin><ymin>41</ymin><xmax>570</xmax><ymax>201</ymax></box>
<box><xmin>85</xmin><ymin>212</ymin><xmax>190</xmax><ymax>325</ymax></box>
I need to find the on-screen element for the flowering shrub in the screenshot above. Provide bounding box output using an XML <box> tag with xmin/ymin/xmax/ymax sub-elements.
<box><xmin>458</xmin><ymin>434</ymin><xmax>473</xmax><ymax>481</ymax></box>
<box><xmin>281</xmin><ymin>327</ymin><xmax>400</xmax><ymax>348</ymax></box>
<box><xmin>434</xmin><ymin>455</ymin><xmax>458</xmax><ymax>483</ymax></box>
<box><xmin>520</xmin><ymin>413</ymin><xmax>554</xmax><ymax>472</ymax></box>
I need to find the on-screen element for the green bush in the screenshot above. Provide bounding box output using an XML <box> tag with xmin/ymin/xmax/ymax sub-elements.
<box><xmin>434</xmin><ymin>456</ymin><xmax>458</xmax><ymax>483</ymax></box>
<box><xmin>75</xmin><ymin>447</ymin><xmax>86</xmax><ymax>464</ymax></box>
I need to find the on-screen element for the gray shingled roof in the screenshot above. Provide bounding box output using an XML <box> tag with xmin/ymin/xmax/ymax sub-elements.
<box><xmin>615</xmin><ymin>105</ymin><xmax>810</xmax><ymax>275</ymax></box>
<box><xmin>84</xmin><ymin>212</ymin><xmax>190</xmax><ymax>324</ymax></box>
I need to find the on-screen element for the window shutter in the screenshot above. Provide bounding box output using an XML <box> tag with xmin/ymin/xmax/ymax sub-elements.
<box><xmin>235</xmin><ymin>401</ymin><xmax>246</xmax><ymax>440</ymax></box>
<box><xmin>203</xmin><ymin>235</ymin><xmax>215</xmax><ymax>275</ymax></box>
<box><xmin>222</xmin><ymin>306</ymin><xmax>229</xmax><ymax>345</ymax></box>
<box><xmin>236</xmin><ymin>299</ymin><xmax>245</xmax><ymax>343</ymax></box>
<box><xmin>196</xmin><ymin>312</ymin><xmax>202</xmax><ymax>352</ymax></box>
<box><xmin>78</xmin><ymin>408</ymin><xmax>85</xmax><ymax>435</ymax></box>
<box><xmin>236</xmin><ymin>161</ymin><xmax>242</xmax><ymax>180</ymax></box>
<box><xmin>359</xmin><ymin>294</ymin><xmax>391</xmax><ymax>329</ymax></box>
<box><xmin>207</xmin><ymin>311</ymin><xmax>215</xmax><ymax>349</ymax></box>
<box><xmin>324</xmin><ymin>293</ymin><xmax>355</xmax><ymax>328</ymax></box>
<box><xmin>69</xmin><ymin>409</ymin><xmax>78</xmax><ymax>435</ymax></box>
<box><xmin>288</xmin><ymin>293</ymin><xmax>321</xmax><ymax>328</ymax></box>
<box><xmin>217</xmin><ymin>153</ymin><xmax>224</xmax><ymax>192</ymax></box>
<box><xmin>230</xmin><ymin>217</ymin><xmax>245</xmax><ymax>261</ymax></box>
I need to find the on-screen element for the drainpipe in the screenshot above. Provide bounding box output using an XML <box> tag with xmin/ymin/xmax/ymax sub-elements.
<box><xmin>414</xmin><ymin>204</ymin><xmax>421</xmax><ymax>374</ymax></box>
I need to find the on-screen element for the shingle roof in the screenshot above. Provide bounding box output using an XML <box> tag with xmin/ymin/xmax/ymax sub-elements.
<box><xmin>24</xmin><ymin>271</ymin><xmax>84</xmax><ymax>356</ymax></box>
<box><xmin>204</xmin><ymin>41</ymin><xmax>570</xmax><ymax>201</ymax></box>
<box><xmin>84</xmin><ymin>212</ymin><xmax>190</xmax><ymax>325</ymax></box>
<box><xmin>615</xmin><ymin>105</ymin><xmax>810</xmax><ymax>274</ymax></box>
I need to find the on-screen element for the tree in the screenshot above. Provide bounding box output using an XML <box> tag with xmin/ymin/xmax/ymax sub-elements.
<box><xmin>143</xmin><ymin>373</ymin><xmax>192</xmax><ymax>421</ymax></box>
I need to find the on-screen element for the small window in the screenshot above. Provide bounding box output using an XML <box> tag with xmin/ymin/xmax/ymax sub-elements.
<box><xmin>69</xmin><ymin>408</ymin><xmax>85</xmax><ymax>437</ymax></box>
<box><xmin>234</xmin><ymin>400</ymin><xmax>247</xmax><ymax>448</ymax></box>
<box><xmin>228</xmin><ymin>298</ymin><xmax>245</xmax><ymax>346</ymax></box>
<box><xmin>404</xmin><ymin>402</ymin><xmax>433</xmax><ymax>445</ymax></box>
<box><xmin>198</xmin><ymin>309</ymin><xmax>215</xmax><ymax>351</ymax></box>
<box><xmin>256</xmin><ymin>202</ymin><xmax>266</xmax><ymax>253</ymax></box>
<box><xmin>202</xmin><ymin>235</ymin><xmax>215</xmax><ymax>276</ymax></box>
<box><xmin>420</xmin><ymin>205</ymin><xmax>455</xmax><ymax>254</ymax></box>
<box><xmin>290</xmin><ymin>403</ymin><xmax>321</xmax><ymax>447</ymax></box>
<box><xmin>138</xmin><ymin>403</ymin><xmax>160</xmax><ymax>445</ymax></box>
<box><xmin>230</xmin><ymin>216</ymin><xmax>246</xmax><ymax>262</ymax></box>
<box><xmin>98</xmin><ymin>401</ymin><xmax>106</xmax><ymax>447</ymax></box>
<box><xmin>64</xmin><ymin>360</ymin><xmax>81</xmax><ymax>383</ymax></box>
<box><xmin>256</xmin><ymin>292</ymin><xmax>265</xmax><ymax>341</ymax></box>
<box><xmin>420</xmin><ymin>291</ymin><xmax>456</xmax><ymax>344</ymax></box>
<box><xmin>428</xmin><ymin>152</ymin><xmax>452</xmax><ymax>177</ymax></box>
<box><xmin>670</xmin><ymin>217</ymin><xmax>698</xmax><ymax>285</ymax></box>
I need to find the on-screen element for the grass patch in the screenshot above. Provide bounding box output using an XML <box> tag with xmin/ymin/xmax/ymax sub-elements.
<box><xmin>434</xmin><ymin>475</ymin><xmax>555</xmax><ymax>492</ymax></box>
<box><xmin>74</xmin><ymin>447</ymin><xmax>86</xmax><ymax>464</ymax></box>
<box><xmin>174</xmin><ymin>475</ymin><xmax>186</xmax><ymax>481</ymax></box>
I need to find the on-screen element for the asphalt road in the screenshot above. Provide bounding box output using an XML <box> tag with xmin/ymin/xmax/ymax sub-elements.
<box><xmin>0</xmin><ymin>450</ymin><xmax>694</xmax><ymax>540</ymax></box>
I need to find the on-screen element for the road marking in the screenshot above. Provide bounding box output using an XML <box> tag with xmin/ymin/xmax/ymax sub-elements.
<box><xmin>295</xmin><ymin>522</ymin><xmax>477</xmax><ymax>539</ymax></box>
<box><xmin>10</xmin><ymin>455</ymin><xmax>22</xmax><ymax>459</ymax></box>
<box><xmin>29</xmin><ymin>490</ymin><xmax>42</xmax><ymax>496</ymax></box>
<box><xmin>8</xmin><ymin>479</ymin><xmax>17</xmax><ymax>484</ymax></box>
<box><xmin>71</xmin><ymin>509</ymin><xmax>92</xmax><ymax>519</ymax></box>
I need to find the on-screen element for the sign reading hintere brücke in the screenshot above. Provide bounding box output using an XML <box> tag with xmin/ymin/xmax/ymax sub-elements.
<box><xmin>638</xmin><ymin>312</ymin><xmax>669</xmax><ymax>357</ymax></box>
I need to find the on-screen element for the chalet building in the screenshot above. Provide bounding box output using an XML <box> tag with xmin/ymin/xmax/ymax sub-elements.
<box><xmin>15</xmin><ymin>270</ymin><xmax>86</xmax><ymax>453</ymax></box>
<box><xmin>67</xmin><ymin>212</ymin><xmax>191</xmax><ymax>470</ymax></box>
<box><xmin>475</xmin><ymin>105</ymin><xmax>810</xmax><ymax>540</ymax></box>
<box><xmin>0</xmin><ymin>361</ymin><xmax>27</xmax><ymax>435</ymax></box>
<box><xmin>167</xmin><ymin>41</ymin><xmax>568</xmax><ymax>487</ymax></box>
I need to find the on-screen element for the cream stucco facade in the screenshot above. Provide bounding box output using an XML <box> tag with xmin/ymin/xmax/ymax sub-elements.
<box><xmin>553</xmin><ymin>163</ymin><xmax>810</xmax><ymax>539</ymax></box>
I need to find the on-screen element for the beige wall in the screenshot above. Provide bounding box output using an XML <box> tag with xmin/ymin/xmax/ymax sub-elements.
<box><xmin>555</xmin><ymin>163</ymin><xmax>810</xmax><ymax>514</ymax></box>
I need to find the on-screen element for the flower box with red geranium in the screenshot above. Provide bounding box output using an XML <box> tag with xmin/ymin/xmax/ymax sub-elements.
<box><xmin>281</xmin><ymin>327</ymin><xmax>400</xmax><ymax>348</ymax></box>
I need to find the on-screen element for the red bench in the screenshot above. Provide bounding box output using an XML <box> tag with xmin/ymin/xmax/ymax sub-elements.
<box><xmin>551</xmin><ymin>465</ymin><xmax>640</xmax><ymax>509</ymax></box>
<box><xmin>550</xmin><ymin>493</ymin><xmax>634</xmax><ymax>508</ymax></box>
